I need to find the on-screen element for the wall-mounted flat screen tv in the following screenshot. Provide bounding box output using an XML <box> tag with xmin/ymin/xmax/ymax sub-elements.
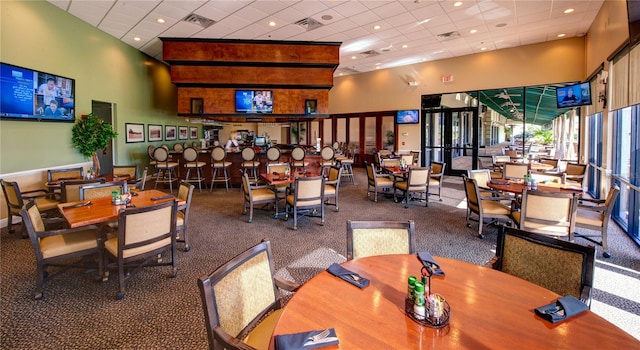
<box><xmin>0</xmin><ymin>62</ymin><xmax>75</xmax><ymax>122</ymax></box>
<box><xmin>235</xmin><ymin>90</ymin><xmax>273</xmax><ymax>113</ymax></box>
<box><xmin>556</xmin><ymin>82</ymin><xmax>592</xmax><ymax>108</ymax></box>
<box><xmin>396</xmin><ymin>109</ymin><xmax>419</xmax><ymax>124</ymax></box>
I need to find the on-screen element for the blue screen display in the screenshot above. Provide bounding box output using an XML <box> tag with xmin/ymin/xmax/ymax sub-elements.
<box><xmin>396</xmin><ymin>109</ymin><xmax>419</xmax><ymax>124</ymax></box>
<box><xmin>235</xmin><ymin>90</ymin><xmax>273</xmax><ymax>113</ymax></box>
<box><xmin>556</xmin><ymin>82</ymin><xmax>591</xmax><ymax>108</ymax></box>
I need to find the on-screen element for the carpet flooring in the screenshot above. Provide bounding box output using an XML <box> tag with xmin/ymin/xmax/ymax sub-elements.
<box><xmin>1</xmin><ymin>169</ymin><xmax>639</xmax><ymax>349</ymax></box>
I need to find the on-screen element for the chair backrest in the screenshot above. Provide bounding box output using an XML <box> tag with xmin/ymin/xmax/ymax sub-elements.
<box><xmin>153</xmin><ymin>146</ymin><xmax>170</xmax><ymax>163</ymax></box>
<box><xmin>495</xmin><ymin>226</ymin><xmax>595</xmax><ymax>303</ymax></box>
<box><xmin>332</xmin><ymin>141</ymin><xmax>340</xmax><ymax>153</ymax></box>
<box><xmin>401</xmin><ymin>154</ymin><xmax>414</xmax><ymax>166</ymax></box>
<box><xmin>492</xmin><ymin>155</ymin><xmax>511</xmax><ymax>165</ymax></box>
<box><xmin>410</xmin><ymin>151</ymin><xmax>420</xmax><ymax>166</ymax></box>
<box><xmin>291</xmin><ymin>146</ymin><xmax>305</xmax><ymax>161</ymax></box>
<box><xmin>539</xmin><ymin>158</ymin><xmax>559</xmax><ymax>168</ymax></box>
<box><xmin>182</xmin><ymin>147</ymin><xmax>199</xmax><ymax>162</ymax></box>
<box><xmin>504</xmin><ymin>149</ymin><xmax>518</xmax><ymax>158</ymax></box>
<box><xmin>1</xmin><ymin>179</ymin><xmax>23</xmax><ymax>212</ymax></box>
<box><xmin>80</xmin><ymin>181</ymin><xmax>127</xmax><ymax>200</ymax></box>
<box><xmin>241</xmin><ymin>147</ymin><xmax>256</xmax><ymax>162</ymax></box>
<box><xmin>346</xmin><ymin>220</ymin><xmax>416</xmax><ymax>260</ymax></box>
<box><xmin>407</xmin><ymin>167</ymin><xmax>430</xmax><ymax>188</ymax></box>
<box><xmin>147</xmin><ymin>145</ymin><xmax>156</xmax><ymax>160</ymax></box>
<box><xmin>211</xmin><ymin>146</ymin><xmax>227</xmax><ymax>162</ymax></box>
<box><xmin>21</xmin><ymin>200</ymin><xmax>47</xmax><ymax>260</ymax></box>
<box><xmin>173</xmin><ymin>143</ymin><xmax>184</xmax><ymax>152</ymax></box>
<box><xmin>60</xmin><ymin>179</ymin><xmax>105</xmax><ymax>202</ymax></box>
<box><xmin>565</xmin><ymin>163</ymin><xmax>587</xmax><ymax>176</ymax></box>
<box><xmin>137</xmin><ymin>167</ymin><xmax>149</xmax><ymax>191</ymax></box>
<box><xmin>430</xmin><ymin>161</ymin><xmax>445</xmax><ymax>176</ymax></box>
<box><xmin>365</xmin><ymin>162</ymin><xmax>376</xmax><ymax>186</ymax></box>
<box><xmin>519</xmin><ymin>189</ymin><xmax>578</xmax><ymax>237</ymax></box>
<box><xmin>112</xmin><ymin>165</ymin><xmax>137</xmax><ymax>179</ymax></box>
<box><xmin>197</xmin><ymin>240</ymin><xmax>280</xmax><ymax>349</ymax></box>
<box><xmin>47</xmin><ymin>167</ymin><xmax>84</xmax><ymax>182</ymax></box>
<box><xmin>467</xmin><ymin>169</ymin><xmax>492</xmax><ymax>189</ymax></box>
<box><xmin>266</xmin><ymin>147</ymin><xmax>281</xmax><ymax>162</ymax></box>
<box><xmin>462</xmin><ymin>175</ymin><xmax>481</xmax><ymax>214</ymax></box>
<box><xmin>177</xmin><ymin>181</ymin><xmax>195</xmax><ymax>222</ymax></box>
<box><xmin>320</xmin><ymin>146</ymin><xmax>335</xmax><ymax>161</ymax></box>
<box><xmin>503</xmin><ymin>162</ymin><xmax>530</xmax><ymax>180</ymax></box>
<box><xmin>266</xmin><ymin>162</ymin><xmax>289</xmax><ymax>175</ymax></box>
<box><xmin>116</xmin><ymin>199</ymin><xmax>177</xmax><ymax>259</ymax></box>
<box><xmin>293</xmin><ymin>176</ymin><xmax>324</xmax><ymax>205</ymax></box>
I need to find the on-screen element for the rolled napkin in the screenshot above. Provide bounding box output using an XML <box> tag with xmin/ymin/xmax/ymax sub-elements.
<box><xmin>62</xmin><ymin>201</ymin><xmax>92</xmax><ymax>209</ymax></box>
<box><xmin>417</xmin><ymin>252</ymin><xmax>445</xmax><ymax>276</ymax></box>
<box><xmin>534</xmin><ymin>295</ymin><xmax>588</xmax><ymax>323</ymax></box>
<box><xmin>150</xmin><ymin>195</ymin><xmax>174</xmax><ymax>201</ymax></box>
<box><xmin>275</xmin><ymin>328</ymin><xmax>339</xmax><ymax>350</ymax></box>
<box><xmin>327</xmin><ymin>263</ymin><xmax>370</xmax><ymax>289</ymax></box>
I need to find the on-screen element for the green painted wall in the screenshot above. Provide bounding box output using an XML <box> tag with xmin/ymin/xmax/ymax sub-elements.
<box><xmin>0</xmin><ymin>0</ymin><xmax>193</xmax><ymax>174</ymax></box>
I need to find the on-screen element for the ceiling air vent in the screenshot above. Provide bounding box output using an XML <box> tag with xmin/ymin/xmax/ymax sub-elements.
<box><xmin>436</xmin><ymin>31</ymin><xmax>460</xmax><ymax>41</ymax></box>
<box><xmin>183</xmin><ymin>13</ymin><xmax>216</xmax><ymax>28</ymax></box>
<box><xmin>359</xmin><ymin>50</ymin><xmax>381</xmax><ymax>58</ymax></box>
<box><xmin>294</xmin><ymin>18</ymin><xmax>324</xmax><ymax>31</ymax></box>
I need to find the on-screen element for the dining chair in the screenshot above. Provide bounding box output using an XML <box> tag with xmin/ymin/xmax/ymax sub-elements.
<box><xmin>320</xmin><ymin>145</ymin><xmax>335</xmax><ymax>177</ymax></box>
<box><xmin>173</xmin><ymin>143</ymin><xmax>184</xmax><ymax>152</ymax></box>
<box><xmin>241</xmin><ymin>171</ymin><xmax>276</xmax><ymax>224</ymax></box>
<box><xmin>365</xmin><ymin>162</ymin><xmax>394</xmax><ymax>202</ymax></box>
<box><xmin>266</xmin><ymin>162</ymin><xmax>290</xmax><ymax>205</ymax></box>
<box><xmin>112</xmin><ymin>165</ymin><xmax>138</xmax><ymax>180</ymax></box>
<box><xmin>285</xmin><ymin>176</ymin><xmax>325</xmax><ymax>230</ymax></box>
<box><xmin>103</xmin><ymin>199</ymin><xmax>178</xmax><ymax>300</ymax></box>
<box><xmin>79</xmin><ymin>181</ymin><xmax>128</xmax><ymax>200</ymax></box>
<box><xmin>241</xmin><ymin>147</ymin><xmax>260</xmax><ymax>186</ymax></box>
<box><xmin>489</xmin><ymin>226</ymin><xmax>595</xmax><ymax>306</ymax></box>
<box><xmin>1</xmin><ymin>179</ymin><xmax>61</xmax><ymax>234</ymax></box>
<box><xmin>176</xmin><ymin>181</ymin><xmax>195</xmax><ymax>251</ymax></box>
<box><xmin>462</xmin><ymin>175</ymin><xmax>512</xmax><ymax>238</ymax></box>
<box><xmin>502</xmin><ymin>162</ymin><xmax>530</xmax><ymax>181</ymax></box>
<box><xmin>183</xmin><ymin>147</ymin><xmax>206</xmax><ymax>192</ymax></box>
<box><xmin>60</xmin><ymin>178</ymin><xmax>105</xmax><ymax>203</ymax></box>
<box><xmin>266</xmin><ymin>146</ymin><xmax>282</xmax><ymax>164</ymax></box>
<box><xmin>210</xmin><ymin>146</ymin><xmax>231</xmax><ymax>192</ymax></box>
<box><xmin>197</xmin><ymin>240</ymin><xmax>299</xmax><ymax>350</ymax></box>
<box><xmin>147</xmin><ymin>145</ymin><xmax>157</xmax><ymax>170</ymax></box>
<box><xmin>20</xmin><ymin>200</ymin><xmax>103</xmax><ymax>300</ymax></box>
<box><xmin>511</xmin><ymin>189</ymin><xmax>578</xmax><ymax>241</ymax></box>
<box><xmin>491</xmin><ymin>155</ymin><xmax>510</xmax><ymax>174</ymax></box>
<box><xmin>153</xmin><ymin>146</ymin><xmax>179</xmax><ymax>193</ymax></box>
<box><xmin>131</xmin><ymin>167</ymin><xmax>149</xmax><ymax>192</ymax></box>
<box><xmin>539</xmin><ymin>158</ymin><xmax>559</xmax><ymax>170</ymax></box>
<box><xmin>564</xmin><ymin>163</ymin><xmax>588</xmax><ymax>187</ymax></box>
<box><xmin>428</xmin><ymin>161</ymin><xmax>446</xmax><ymax>201</ymax></box>
<box><xmin>575</xmin><ymin>185</ymin><xmax>620</xmax><ymax>258</ymax></box>
<box><xmin>346</xmin><ymin>220</ymin><xmax>416</xmax><ymax>260</ymax></box>
<box><xmin>323</xmin><ymin>165</ymin><xmax>343</xmax><ymax>211</ymax></box>
<box><xmin>410</xmin><ymin>151</ymin><xmax>420</xmax><ymax>166</ymax></box>
<box><xmin>290</xmin><ymin>146</ymin><xmax>309</xmax><ymax>173</ymax></box>
<box><xmin>466</xmin><ymin>169</ymin><xmax>501</xmax><ymax>198</ymax></box>
<box><xmin>401</xmin><ymin>154</ymin><xmax>414</xmax><ymax>167</ymax></box>
<box><xmin>47</xmin><ymin>167</ymin><xmax>84</xmax><ymax>184</ymax></box>
<box><xmin>393</xmin><ymin>167</ymin><xmax>430</xmax><ymax>208</ymax></box>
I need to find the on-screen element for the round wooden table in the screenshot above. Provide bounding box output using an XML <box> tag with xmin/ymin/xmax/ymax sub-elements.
<box><xmin>487</xmin><ymin>180</ymin><xmax>583</xmax><ymax>195</ymax></box>
<box><xmin>271</xmin><ymin>255</ymin><xmax>639</xmax><ymax>349</ymax></box>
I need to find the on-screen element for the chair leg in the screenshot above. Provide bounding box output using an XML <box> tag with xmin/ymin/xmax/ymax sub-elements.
<box><xmin>210</xmin><ymin>168</ymin><xmax>218</xmax><ymax>192</ymax></box>
<box><xmin>116</xmin><ymin>263</ymin><xmax>126</xmax><ymax>300</ymax></box>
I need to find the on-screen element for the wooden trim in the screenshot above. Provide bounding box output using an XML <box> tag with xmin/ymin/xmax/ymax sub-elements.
<box><xmin>160</xmin><ymin>37</ymin><xmax>342</xmax><ymax>47</ymax></box>
<box><xmin>166</xmin><ymin>60</ymin><xmax>339</xmax><ymax>69</ymax></box>
<box><xmin>173</xmin><ymin>83</ymin><xmax>333</xmax><ymax>89</ymax></box>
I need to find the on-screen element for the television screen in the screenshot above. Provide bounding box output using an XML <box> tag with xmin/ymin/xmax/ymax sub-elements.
<box><xmin>235</xmin><ymin>90</ymin><xmax>273</xmax><ymax>113</ymax></box>
<box><xmin>396</xmin><ymin>109</ymin><xmax>419</xmax><ymax>124</ymax></box>
<box><xmin>254</xmin><ymin>136</ymin><xmax>266</xmax><ymax>146</ymax></box>
<box><xmin>0</xmin><ymin>62</ymin><xmax>75</xmax><ymax>122</ymax></box>
<box><xmin>556</xmin><ymin>82</ymin><xmax>592</xmax><ymax>108</ymax></box>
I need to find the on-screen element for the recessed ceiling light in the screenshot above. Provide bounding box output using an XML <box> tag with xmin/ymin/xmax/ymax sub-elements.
<box><xmin>422</xmin><ymin>58</ymin><xmax>427</xmax><ymax>62</ymax></box>
<box><xmin>433</xmin><ymin>50</ymin><xmax>444</xmax><ymax>54</ymax></box>
<box><xmin>376</xmin><ymin>66</ymin><xmax>381</xmax><ymax>69</ymax></box>
<box><xmin>480</xmin><ymin>47</ymin><xmax>487</xmax><ymax>51</ymax></box>
<box><xmin>454</xmin><ymin>1</ymin><xmax>463</xmax><ymax>7</ymax></box>
<box><xmin>419</xmin><ymin>18</ymin><xmax>431</xmax><ymax>24</ymax></box>
<box><xmin>470</xmin><ymin>29</ymin><xmax>477</xmax><ymax>34</ymax></box>
<box><xmin>564</xmin><ymin>8</ymin><xmax>574</xmax><ymax>14</ymax></box>
<box><xmin>351</xmin><ymin>56</ymin><xmax>357</xmax><ymax>59</ymax></box>
<box><xmin>373</xmin><ymin>25</ymin><xmax>381</xmax><ymax>30</ymax></box>
<box><xmin>133</xmin><ymin>37</ymin><xmax>141</xmax><ymax>41</ymax></box>
<box><xmin>269</xmin><ymin>21</ymin><xmax>276</xmax><ymax>27</ymax></box>
<box><xmin>339</xmin><ymin>73</ymin><xmax>344</xmax><ymax>76</ymax></box>
<box><xmin>402</xmin><ymin>44</ymin><xmax>408</xmax><ymax>49</ymax></box>
<box><xmin>156</xmin><ymin>18</ymin><xmax>165</xmax><ymax>24</ymax></box>
<box><xmin>557</xmin><ymin>33</ymin><xmax>566</xmax><ymax>37</ymax></box>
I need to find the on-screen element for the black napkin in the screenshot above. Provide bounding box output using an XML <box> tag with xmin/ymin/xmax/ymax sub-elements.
<box><xmin>327</xmin><ymin>263</ymin><xmax>370</xmax><ymax>289</ymax></box>
<box><xmin>62</xmin><ymin>201</ymin><xmax>92</xmax><ymax>209</ymax></box>
<box><xmin>151</xmin><ymin>195</ymin><xmax>174</xmax><ymax>201</ymax></box>
<box><xmin>417</xmin><ymin>252</ymin><xmax>445</xmax><ymax>276</ymax></box>
<box><xmin>534</xmin><ymin>295</ymin><xmax>588</xmax><ymax>323</ymax></box>
<box><xmin>275</xmin><ymin>328</ymin><xmax>339</xmax><ymax>350</ymax></box>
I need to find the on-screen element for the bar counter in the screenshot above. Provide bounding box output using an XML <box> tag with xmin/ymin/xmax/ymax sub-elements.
<box><xmin>168</xmin><ymin>146</ymin><xmax>323</xmax><ymax>186</ymax></box>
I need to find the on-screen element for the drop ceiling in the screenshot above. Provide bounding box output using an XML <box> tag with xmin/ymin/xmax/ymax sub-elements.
<box><xmin>47</xmin><ymin>0</ymin><xmax>604</xmax><ymax>77</ymax></box>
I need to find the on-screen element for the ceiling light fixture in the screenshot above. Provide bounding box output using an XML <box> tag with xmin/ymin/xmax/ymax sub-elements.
<box><xmin>402</xmin><ymin>44</ymin><xmax>408</xmax><ymax>49</ymax></box>
<box><xmin>156</xmin><ymin>18</ymin><xmax>165</xmax><ymax>23</ymax></box>
<box><xmin>557</xmin><ymin>33</ymin><xmax>566</xmax><ymax>37</ymax></box>
<box><xmin>351</xmin><ymin>56</ymin><xmax>357</xmax><ymax>59</ymax></box>
<box><xmin>480</xmin><ymin>47</ymin><xmax>487</xmax><ymax>51</ymax></box>
<box><xmin>269</xmin><ymin>21</ymin><xmax>276</xmax><ymax>26</ymax></box>
<box><xmin>470</xmin><ymin>29</ymin><xmax>477</xmax><ymax>34</ymax></box>
<box><xmin>419</xmin><ymin>18</ymin><xmax>431</xmax><ymax>24</ymax></box>
<box><xmin>133</xmin><ymin>37</ymin><xmax>141</xmax><ymax>41</ymax></box>
<box><xmin>564</xmin><ymin>8</ymin><xmax>574</xmax><ymax>14</ymax></box>
<box><xmin>373</xmin><ymin>25</ymin><xmax>381</xmax><ymax>30</ymax></box>
<box><xmin>454</xmin><ymin>2</ymin><xmax>463</xmax><ymax>7</ymax></box>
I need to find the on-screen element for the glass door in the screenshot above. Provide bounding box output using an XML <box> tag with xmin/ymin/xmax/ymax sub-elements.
<box><xmin>423</xmin><ymin>107</ymin><xmax>477</xmax><ymax>176</ymax></box>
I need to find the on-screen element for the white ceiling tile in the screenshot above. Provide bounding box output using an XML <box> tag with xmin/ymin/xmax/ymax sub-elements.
<box><xmin>67</xmin><ymin>0</ymin><xmax>115</xmax><ymax>27</ymax></box>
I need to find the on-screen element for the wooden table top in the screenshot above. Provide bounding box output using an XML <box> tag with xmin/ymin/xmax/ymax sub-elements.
<box><xmin>46</xmin><ymin>174</ymin><xmax>131</xmax><ymax>188</ymax></box>
<box><xmin>271</xmin><ymin>255</ymin><xmax>639</xmax><ymax>349</ymax></box>
<box><xmin>57</xmin><ymin>189</ymin><xmax>181</xmax><ymax>228</ymax></box>
<box><xmin>487</xmin><ymin>180</ymin><xmax>583</xmax><ymax>195</ymax></box>
<box><xmin>259</xmin><ymin>171</ymin><xmax>319</xmax><ymax>186</ymax></box>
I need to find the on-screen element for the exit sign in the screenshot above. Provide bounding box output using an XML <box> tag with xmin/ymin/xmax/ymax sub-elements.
<box><xmin>442</xmin><ymin>75</ymin><xmax>454</xmax><ymax>83</ymax></box>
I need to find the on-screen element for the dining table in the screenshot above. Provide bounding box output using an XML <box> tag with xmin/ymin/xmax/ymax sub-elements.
<box><xmin>46</xmin><ymin>173</ymin><xmax>132</xmax><ymax>190</ymax></box>
<box><xmin>57</xmin><ymin>189</ymin><xmax>182</xmax><ymax>228</ymax></box>
<box><xmin>270</xmin><ymin>254</ymin><xmax>640</xmax><ymax>349</ymax></box>
<box><xmin>486</xmin><ymin>179</ymin><xmax>584</xmax><ymax>196</ymax></box>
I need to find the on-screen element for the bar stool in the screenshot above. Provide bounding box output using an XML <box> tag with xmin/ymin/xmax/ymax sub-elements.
<box><xmin>320</xmin><ymin>146</ymin><xmax>335</xmax><ymax>177</ymax></box>
<box><xmin>210</xmin><ymin>146</ymin><xmax>230</xmax><ymax>192</ymax></box>
<box><xmin>266</xmin><ymin>147</ymin><xmax>281</xmax><ymax>164</ymax></box>
<box><xmin>291</xmin><ymin>146</ymin><xmax>309</xmax><ymax>173</ymax></box>
<box><xmin>182</xmin><ymin>147</ymin><xmax>205</xmax><ymax>192</ymax></box>
<box><xmin>241</xmin><ymin>147</ymin><xmax>260</xmax><ymax>185</ymax></box>
<box><xmin>338</xmin><ymin>146</ymin><xmax>356</xmax><ymax>185</ymax></box>
<box><xmin>153</xmin><ymin>146</ymin><xmax>179</xmax><ymax>193</ymax></box>
<box><xmin>147</xmin><ymin>145</ymin><xmax>157</xmax><ymax>172</ymax></box>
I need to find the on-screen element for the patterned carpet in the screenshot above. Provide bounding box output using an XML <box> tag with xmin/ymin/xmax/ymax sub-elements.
<box><xmin>1</xmin><ymin>169</ymin><xmax>639</xmax><ymax>348</ymax></box>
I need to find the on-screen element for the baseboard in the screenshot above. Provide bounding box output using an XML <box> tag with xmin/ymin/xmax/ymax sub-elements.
<box><xmin>0</xmin><ymin>216</ymin><xmax>21</xmax><ymax>229</ymax></box>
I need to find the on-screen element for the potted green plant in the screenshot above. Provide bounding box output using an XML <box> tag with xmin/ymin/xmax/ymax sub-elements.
<box><xmin>71</xmin><ymin>113</ymin><xmax>117</xmax><ymax>176</ymax></box>
<box><xmin>385</xmin><ymin>130</ymin><xmax>395</xmax><ymax>151</ymax></box>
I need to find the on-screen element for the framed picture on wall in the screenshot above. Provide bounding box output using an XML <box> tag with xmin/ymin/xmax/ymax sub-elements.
<box><xmin>190</xmin><ymin>127</ymin><xmax>198</xmax><ymax>139</ymax></box>
<box><xmin>125</xmin><ymin>123</ymin><xmax>144</xmax><ymax>143</ymax></box>
<box><xmin>165</xmin><ymin>125</ymin><xmax>176</xmax><ymax>141</ymax></box>
<box><xmin>148</xmin><ymin>124</ymin><xmax>162</xmax><ymax>142</ymax></box>
<box><xmin>305</xmin><ymin>99</ymin><xmax>317</xmax><ymax>115</ymax></box>
<box><xmin>178</xmin><ymin>126</ymin><xmax>188</xmax><ymax>140</ymax></box>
